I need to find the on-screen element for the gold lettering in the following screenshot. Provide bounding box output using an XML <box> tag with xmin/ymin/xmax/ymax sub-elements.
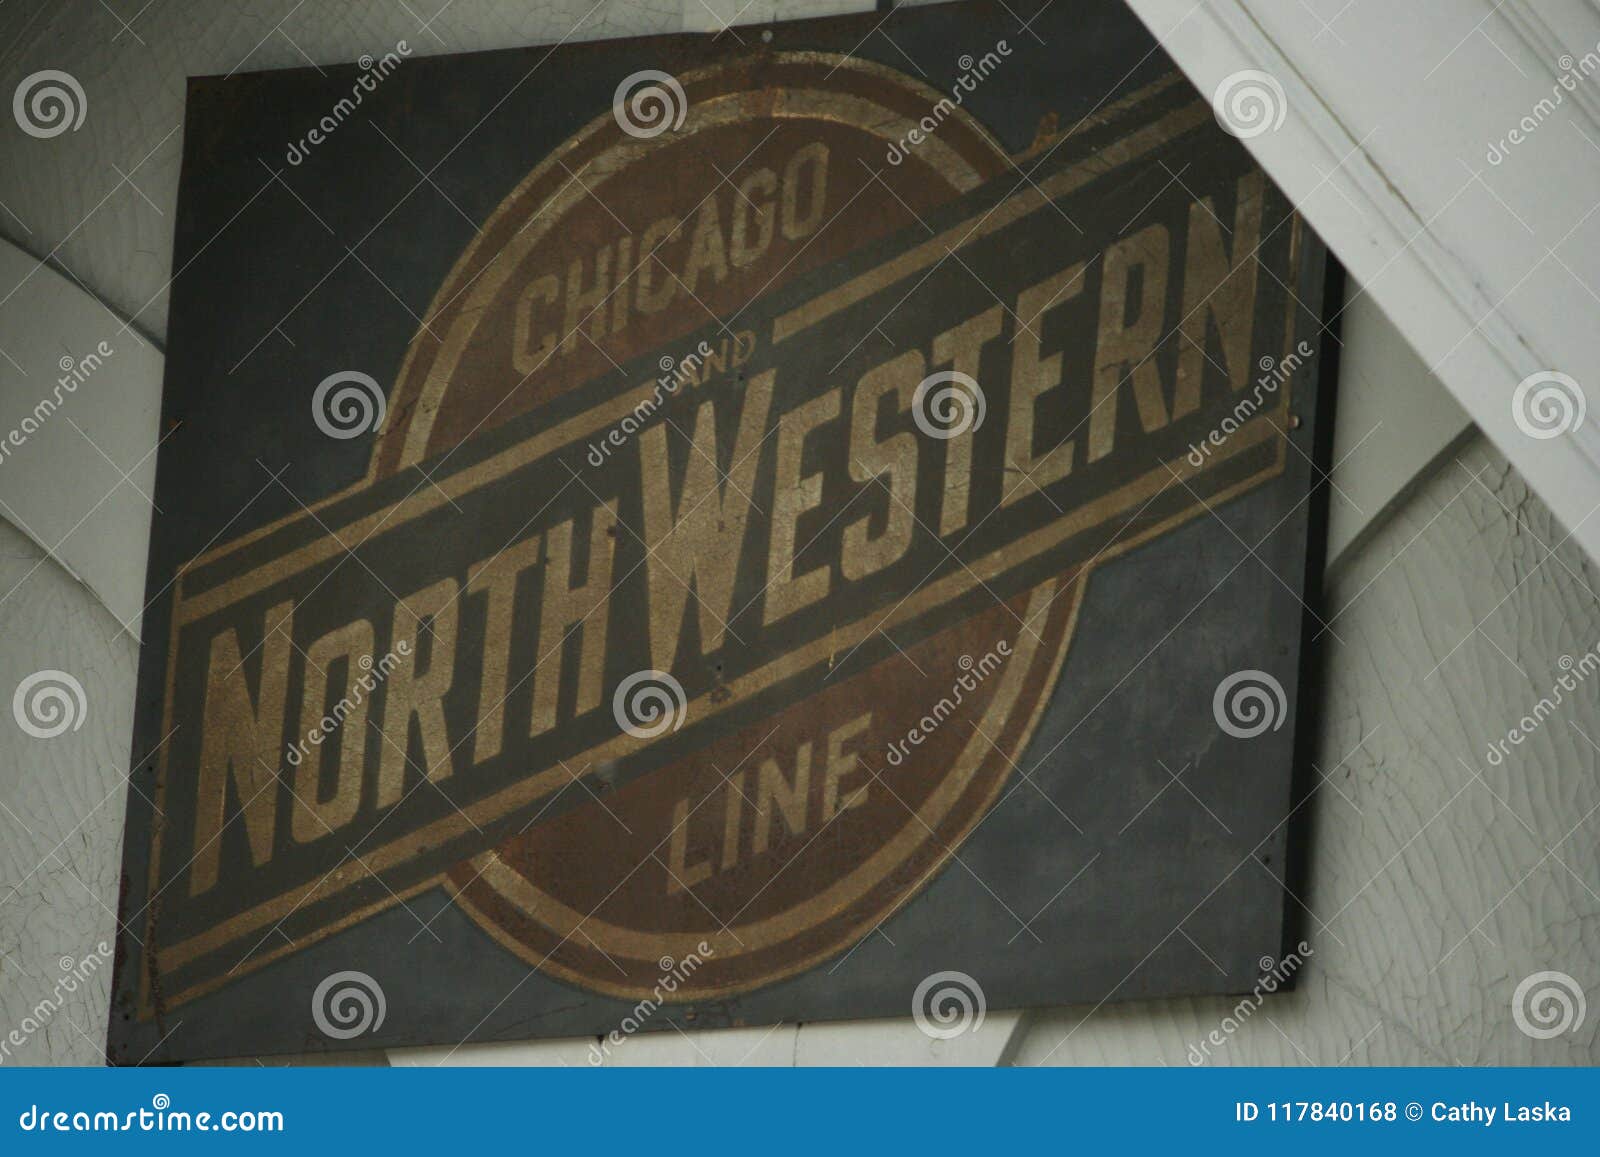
<box><xmin>640</xmin><ymin>371</ymin><xmax>775</xmax><ymax>672</ymax></box>
<box><xmin>781</xmin><ymin>142</ymin><xmax>828</xmax><ymax>239</ymax></box>
<box><xmin>1089</xmin><ymin>223</ymin><xmax>1172</xmax><ymax>463</ymax></box>
<box><xmin>729</xmin><ymin>169</ymin><xmax>777</xmax><ymax>267</ymax></box>
<box><xmin>290</xmin><ymin>619</ymin><xmax>375</xmax><ymax>843</ymax></box>
<box><xmin>753</xmin><ymin>742</ymin><xmax>812</xmax><ymax>855</ymax></box>
<box><xmin>512</xmin><ymin>273</ymin><xmax>559</xmax><ymax>375</ymax></box>
<box><xmin>931</xmin><ymin>305</ymin><xmax>1002</xmax><ymax>530</ymax></box>
<box><xmin>821</xmin><ymin>712</ymin><xmax>873</xmax><ymax>821</ymax></box>
<box><xmin>666</xmin><ymin>797</ymin><xmax>711</xmax><ymax>896</ymax></box>
<box><xmin>376</xmin><ymin>580</ymin><xmax>459</xmax><ymax>807</ymax></box>
<box><xmin>765</xmin><ymin>388</ymin><xmax>840</xmax><ymax>624</ymax></box>
<box><xmin>683</xmin><ymin>200</ymin><xmax>729</xmax><ymax>296</ymax></box>
<box><xmin>561</xmin><ymin>244</ymin><xmax>611</xmax><ymax>355</ymax></box>
<box><xmin>190</xmin><ymin>600</ymin><xmax>294</xmax><ymax>895</ymax></box>
<box><xmin>530</xmin><ymin>501</ymin><xmax>619</xmax><ymax>736</ymax></box>
<box><xmin>1004</xmin><ymin>267</ymin><xmax>1084</xmax><ymax>505</ymax></box>
<box><xmin>636</xmin><ymin>216</ymin><xmax>680</xmax><ymax>314</ymax></box>
<box><xmin>611</xmin><ymin>234</ymin><xmax>635</xmax><ymax>340</ymax></box>
<box><xmin>844</xmin><ymin>352</ymin><xmax>919</xmax><ymax>579</ymax></box>
<box><xmin>1175</xmin><ymin>171</ymin><xmax>1264</xmax><ymax>416</ymax></box>
<box><xmin>465</xmin><ymin>534</ymin><xmax>542</xmax><ymax>764</ymax></box>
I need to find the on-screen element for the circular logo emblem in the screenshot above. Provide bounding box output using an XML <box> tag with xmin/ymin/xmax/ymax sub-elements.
<box><xmin>375</xmin><ymin>54</ymin><xmax>1085</xmax><ymax>1001</ymax></box>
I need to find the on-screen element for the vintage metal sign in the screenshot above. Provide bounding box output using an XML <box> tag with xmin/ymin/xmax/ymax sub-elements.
<box><xmin>110</xmin><ymin>0</ymin><xmax>1333</xmax><ymax>1061</ymax></box>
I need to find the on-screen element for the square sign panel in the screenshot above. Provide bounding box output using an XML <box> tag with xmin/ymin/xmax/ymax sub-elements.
<box><xmin>109</xmin><ymin>0</ymin><xmax>1335</xmax><ymax>1061</ymax></box>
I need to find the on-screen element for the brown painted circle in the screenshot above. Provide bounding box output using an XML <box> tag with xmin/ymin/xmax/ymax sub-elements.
<box><xmin>378</xmin><ymin>54</ymin><xmax>1082</xmax><ymax>1001</ymax></box>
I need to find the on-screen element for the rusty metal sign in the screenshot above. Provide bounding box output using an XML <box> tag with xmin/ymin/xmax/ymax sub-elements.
<box><xmin>109</xmin><ymin>0</ymin><xmax>1334</xmax><ymax>1061</ymax></box>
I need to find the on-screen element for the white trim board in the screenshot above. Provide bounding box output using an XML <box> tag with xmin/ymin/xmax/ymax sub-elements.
<box><xmin>1123</xmin><ymin>0</ymin><xmax>1600</xmax><ymax>565</ymax></box>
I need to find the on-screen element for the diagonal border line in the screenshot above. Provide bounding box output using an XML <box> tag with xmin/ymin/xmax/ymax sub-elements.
<box><xmin>435</xmin><ymin>726</ymin><xmax>778</xmax><ymax>1061</ymax></box>
<box><xmin>1014</xmin><ymin>424</ymin><xmax>1376</xmax><ymax>788</ymax></box>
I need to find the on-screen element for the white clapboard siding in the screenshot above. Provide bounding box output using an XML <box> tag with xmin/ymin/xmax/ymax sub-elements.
<box><xmin>0</xmin><ymin>0</ymin><xmax>1590</xmax><ymax>1068</ymax></box>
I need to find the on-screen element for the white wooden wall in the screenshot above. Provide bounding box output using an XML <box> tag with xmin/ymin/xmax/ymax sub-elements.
<box><xmin>0</xmin><ymin>0</ymin><xmax>1594</xmax><ymax>1066</ymax></box>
